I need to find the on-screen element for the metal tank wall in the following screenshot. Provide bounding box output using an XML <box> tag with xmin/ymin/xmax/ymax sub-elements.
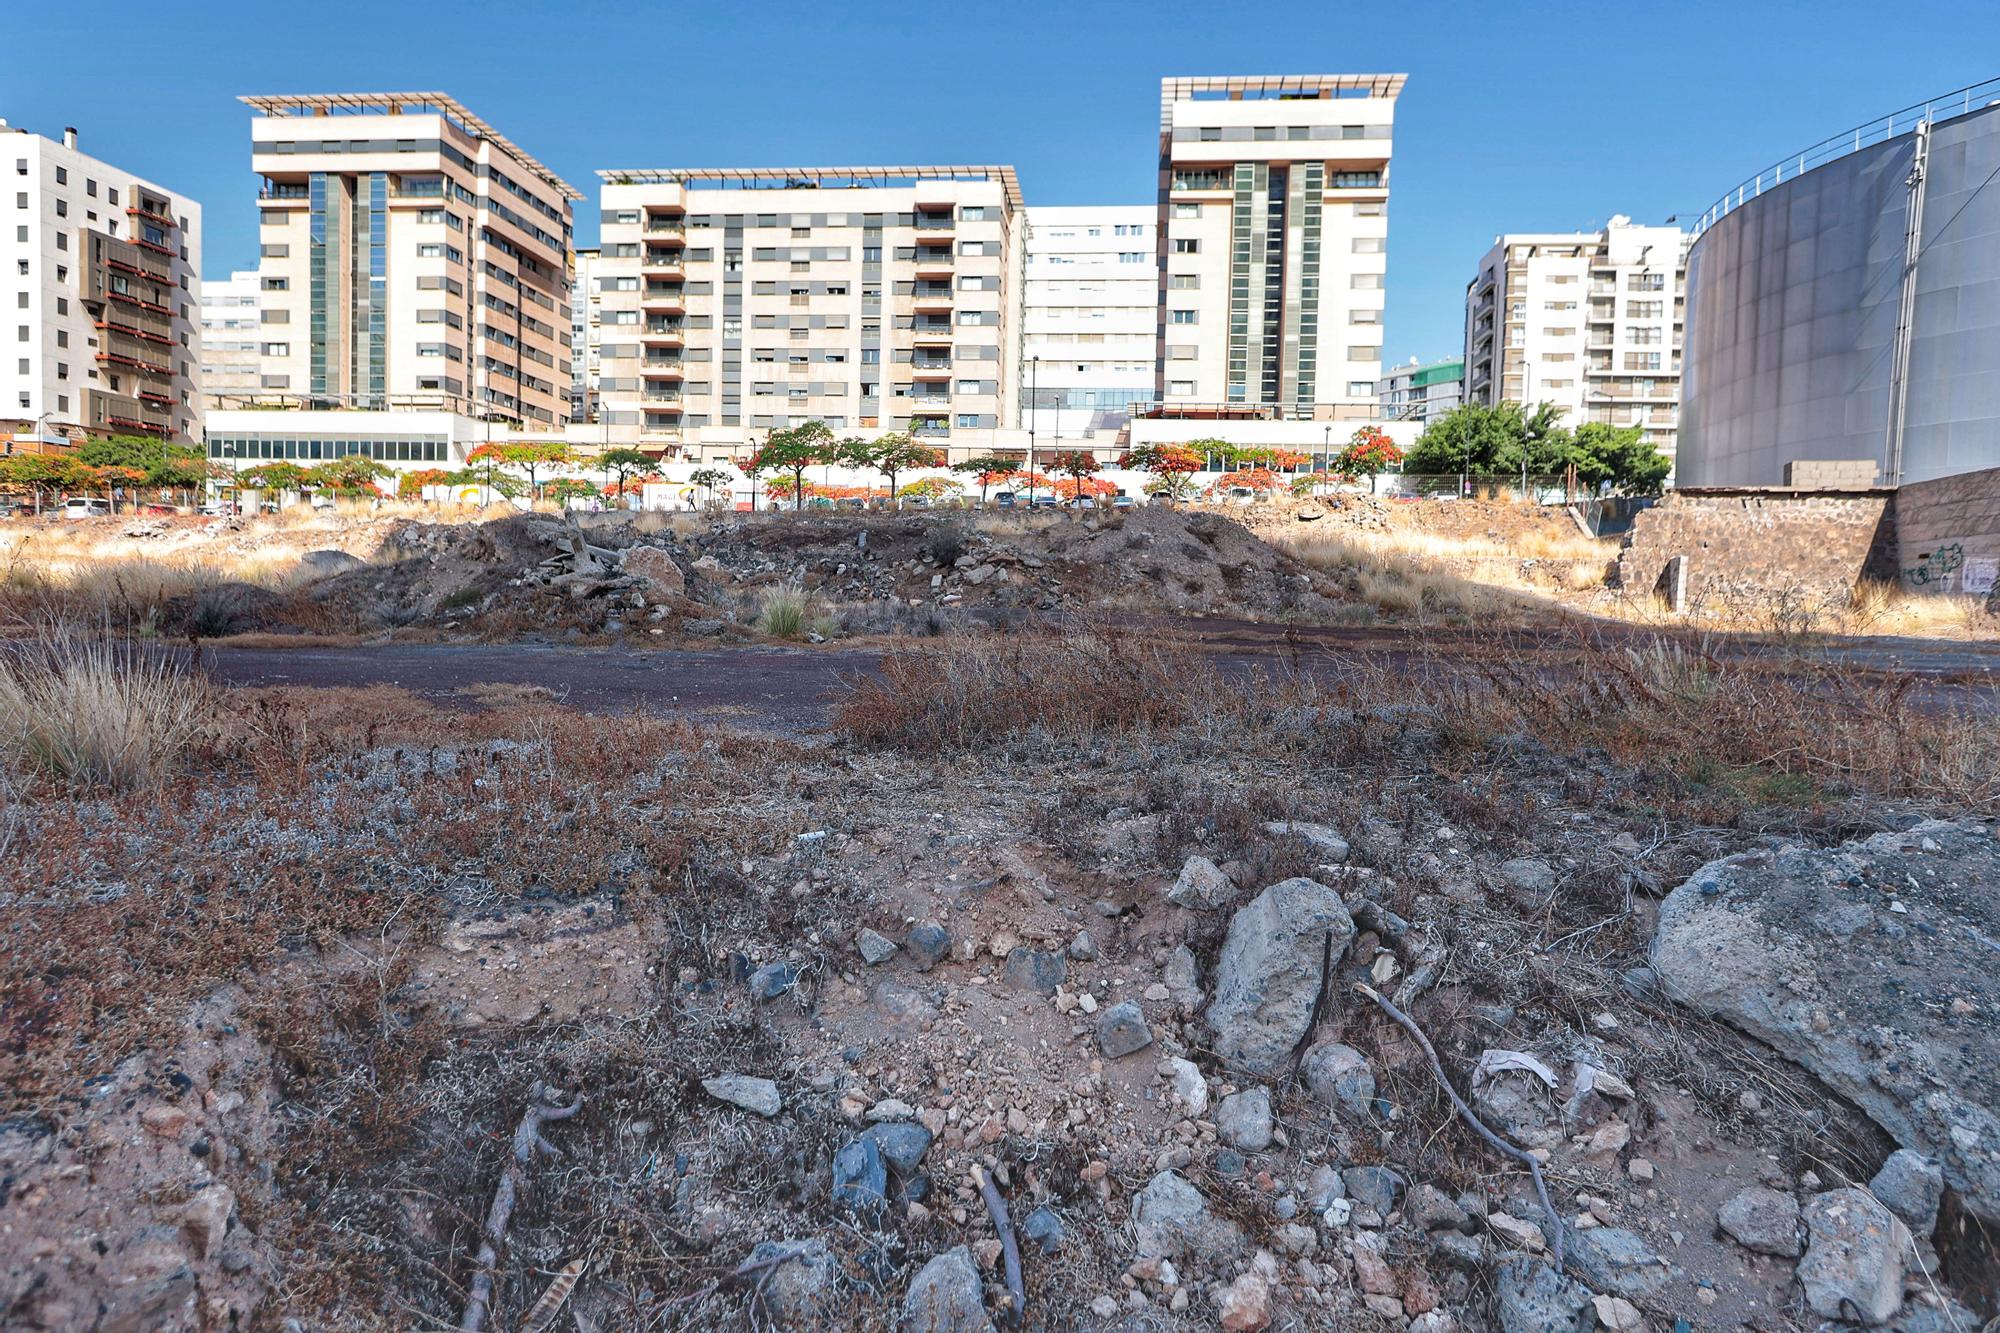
<box><xmin>1678</xmin><ymin>103</ymin><xmax>2000</xmax><ymax>487</ymax></box>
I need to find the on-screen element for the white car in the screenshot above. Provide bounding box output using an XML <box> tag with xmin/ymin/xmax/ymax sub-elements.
<box><xmin>61</xmin><ymin>497</ymin><xmax>110</xmax><ymax>519</ymax></box>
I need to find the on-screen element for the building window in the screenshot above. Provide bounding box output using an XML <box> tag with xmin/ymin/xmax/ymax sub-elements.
<box><xmin>1172</xmin><ymin>203</ymin><xmax>1200</xmax><ymax>218</ymax></box>
<box><xmin>1170</xmin><ymin>309</ymin><xmax>1198</xmax><ymax>324</ymax></box>
<box><xmin>1169</xmin><ymin>274</ymin><xmax>1199</xmax><ymax>290</ymax></box>
<box><xmin>1172</xmin><ymin>238</ymin><xmax>1200</xmax><ymax>254</ymax></box>
<box><xmin>1627</xmin><ymin>273</ymin><xmax>1665</xmax><ymax>292</ymax></box>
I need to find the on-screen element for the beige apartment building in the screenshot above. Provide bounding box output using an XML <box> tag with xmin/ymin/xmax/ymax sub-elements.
<box><xmin>1154</xmin><ymin>75</ymin><xmax>1399</xmax><ymax>420</ymax></box>
<box><xmin>1</xmin><ymin>120</ymin><xmax>203</xmax><ymax>442</ymax></box>
<box><xmin>592</xmin><ymin>166</ymin><xmax>1023</xmax><ymax>461</ymax></box>
<box><xmin>240</xmin><ymin>93</ymin><xmax>580</xmax><ymax>429</ymax></box>
<box><xmin>1463</xmin><ymin>216</ymin><xmax>1688</xmax><ymax>463</ymax></box>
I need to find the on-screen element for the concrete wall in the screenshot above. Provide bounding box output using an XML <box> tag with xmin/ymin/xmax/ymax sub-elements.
<box><xmin>1614</xmin><ymin>489</ymin><xmax>1897</xmax><ymax>601</ymax></box>
<box><xmin>1894</xmin><ymin>464</ymin><xmax>2000</xmax><ymax>601</ymax></box>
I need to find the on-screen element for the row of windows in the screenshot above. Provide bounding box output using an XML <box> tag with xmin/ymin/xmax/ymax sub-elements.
<box><xmin>206</xmin><ymin>436</ymin><xmax>450</xmax><ymax>462</ymax></box>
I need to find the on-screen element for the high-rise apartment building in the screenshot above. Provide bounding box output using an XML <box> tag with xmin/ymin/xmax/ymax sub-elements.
<box><xmin>241</xmin><ymin>93</ymin><xmax>580</xmax><ymax>427</ymax></box>
<box><xmin>1463</xmin><ymin>216</ymin><xmax>1688</xmax><ymax>462</ymax></box>
<box><xmin>0</xmin><ymin>120</ymin><xmax>203</xmax><ymax>441</ymax></box>
<box><xmin>1021</xmin><ymin>205</ymin><xmax>1156</xmax><ymax>450</ymax></box>
<box><xmin>1377</xmin><ymin>356</ymin><xmax>1463</xmax><ymax>424</ymax></box>
<box><xmin>570</xmin><ymin>246</ymin><xmax>600</xmax><ymax>422</ymax></box>
<box><xmin>592</xmin><ymin>166</ymin><xmax>1023</xmax><ymax>461</ymax></box>
<box><xmin>1154</xmin><ymin>75</ymin><xmax>1400</xmax><ymax>418</ymax></box>
<box><xmin>198</xmin><ymin>269</ymin><xmax>262</xmax><ymax>410</ymax></box>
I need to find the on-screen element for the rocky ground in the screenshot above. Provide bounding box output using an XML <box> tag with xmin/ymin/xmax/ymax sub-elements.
<box><xmin>0</xmin><ymin>635</ymin><xmax>1994</xmax><ymax>1331</ymax></box>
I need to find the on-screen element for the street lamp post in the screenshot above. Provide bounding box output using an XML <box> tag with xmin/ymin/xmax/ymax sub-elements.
<box><xmin>1025</xmin><ymin>355</ymin><xmax>1039</xmax><ymax>508</ymax></box>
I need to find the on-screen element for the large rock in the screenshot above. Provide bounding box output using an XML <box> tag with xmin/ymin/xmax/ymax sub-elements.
<box><xmin>1095</xmin><ymin>1001</ymin><xmax>1153</xmax><ymax>1058</ymax></box>
<box><xmin>901</xmin><ymin>1246</ymin><xmax>993</xmax><ymax>1333</ymax></box>
<box><xmin>1868</xmin><ymin>1149</ymin><xmax>1944</xmax><ymax>1238</ymax></box>
<box><xmin>1651</xmin><ymin>820</ymin><xmax>2000</xmax><ymax>1222</ymax></box>
<box><xmin>1216</xmin><ymin>1087</ymin><xmax>1273</xmax><ymax>1151</ymax></box>
<box><xmin>1717</xmin><ymin>1186</ymin><xmax>1802</xmax><ymax>1257</ymax></box>
<box><xmin>1799</xmin><ymin>1188</ymin><xmax>1909</xmax><ymax>1325</ymax></box>
<box><xmin>1206</xmin><ymin>878</ymin><xmax>1355</xmax><ymax>1075</ymax></box>
<box><xmin>1565</xmin><ymin>1227</ymin><xmax>1672</xmax><ymax>1298</ymax></box>
<box><xmin>1494</xmin><ymin>1259</ymin><xmax>1595</xmax><ymax>1333</ymax></box>
<box><xmin>1132</xmin><ymin>1170</ymin><xmax>1246</xmax><ymax>1263</ymax></box>
<box><xmin>745</xmin><ymin>1239</ymin><xmax>838</xmax><ymax>1325</ymax></box>
<box><xmin>702</xmin><ymin>1075</ymin><xmax>782</xmax><ymax>1117</ymax></box>
<box><xmin>832</xmin><ymin>1136</ymin><xmax>889</xmax><ymax>1215</ymax></box>
<box><xmin>1301</xmin><ymin>1042</ymin><xmax>1375</xmax><ymax>1117</ymax></box>
<box><xmin>1261</xmin><ymin>821</ymin><xmax>1350</xmax><ymax>862</ymax></box>
<box><xmin>620</xmin><ymin>544</ymin><xmax>687</xmax><ymax>600</ymax></box>
<box><xmin>1168</xmin><ymin>854</ymin><xmax>1237</xmax><ymax>909</ymax></box>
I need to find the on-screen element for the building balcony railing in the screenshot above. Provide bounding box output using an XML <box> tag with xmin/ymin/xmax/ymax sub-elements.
<box><xmin>645</xmin><ymin>222</ymin><xmax>687</xmax><ymax>237</ymax></box>
<box><xmin>913</xmin><ymin>219</ymin><xmax>955</xmax><ymax>232</ymax></box>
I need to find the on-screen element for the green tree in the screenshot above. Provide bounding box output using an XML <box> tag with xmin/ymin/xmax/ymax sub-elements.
<box><xmin>545</xmin><ymin>477</ymin><xmax>601</xmax><ymax>507</ymax></box>
<box><xmin>238</xmin><ymin>461</ymin><xmax>309</xmax><ymax>494</ymax></box>
<box><xmin>1404</xmin><ymin>402</ymin><xmax>1570</xmax><ymax>481</ymax></box>
<box><xmin>306</xmin><ymin>455</ymin><xmax>393</xmax><ymax>496</ymax></box>
<box><xmin>1567</xmin><ymin>422</ymin><xmax>1671</xmax><ymax>494</ymax></box>
<box><xmin>0</xmin><ymin>454</ymin><xmax>82</xmax><ymax>511</ymax></box>
<box><xmin>851</xmin><ymin>432</ymin><xmax>943</xmax><ymax>508</ymax></box>
<box><xmin>688</xmin><ymin>467</ymin><xmax>735</xmax><ymax>507</ymax></box>
<box><xmin>1049</xmin><ymin>450</ymin><xmax>1102</xmax><ymax>513</ymax></box>
<box><xmin>745</xmin><ymin>421</ymin><xmax>835</xmax><ymax>512</ymax></box>
<box><xmin>598</xmin><ymin>446</ymin><xmax>655</xmax><ymax>499</ymax></box>
<box><xmin>952</xmin><ymin>454</ymin><xmax>1019</xmax><ymax>503</ymax></box>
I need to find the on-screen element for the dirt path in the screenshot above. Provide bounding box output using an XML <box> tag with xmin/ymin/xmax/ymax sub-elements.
<box><xmin>203</xmin><ymin>620</ymin><xmax>2000</xmax><ymax>734</ymax></box>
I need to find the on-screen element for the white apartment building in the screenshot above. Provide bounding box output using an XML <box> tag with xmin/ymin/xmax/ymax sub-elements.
<box><xmin>1377</xmin><ymin>356</ymin><xmax>1463</xmax><ymax>424</ymax></box>
<box><xmin>1463</xmin><ymin>216</ymin><xmax>1688</xmax><ymax>461</ymax></box>
<box><xmin>198</xmin><ymin>269</ymin><xmax>262</xmax><ymax>411</ymax></box>
<box><xmin>1021</xmin><ymin>205</ymin><xmax>1155</xmax><ymax>451</ymax></box>
<box><xmin>1155</xmin><ymin>75</ymin><xmax>1399</xmax><ymax>419</ymax></box>
<box><xmin>593</xmin><ymin>165</ymin><xmax>1023</xmax><ymax>463</ymax></box>
<box><xmin>0</xmin><ymin>120</ymin><xmax>203</xmax><ymax>442</ymax></box>
<box><xmin>240</xmin><ymin>93</ymin><xmax>580</xmax><ymax>431</ymax></box>
<box><xmin>570</xmin><ymin>246</ymin><xmax>600</xmax><ymax>422</ymax></box>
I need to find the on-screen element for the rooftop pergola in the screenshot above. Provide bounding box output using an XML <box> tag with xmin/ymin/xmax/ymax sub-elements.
<box><xmin>1159</xmin><ymin>74</ymin><xmax>1407</xmax><ymax>130</ymax></box>
<box><xmin>238</xmin><ymin>92</ymin><xmax>582</xmax><ymax>201</ymax></box>
<box><xmin>595</xmin><ymin>165</ymin><xmax>1025</xmax><ymax>213</ymax></box>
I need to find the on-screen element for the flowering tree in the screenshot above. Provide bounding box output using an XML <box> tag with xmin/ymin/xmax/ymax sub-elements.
<box><xmin>1048</xmin><ymin>450</ymin><xmax>1101</xmax><ymax>513</ymax></box>
<box><xmin>546</xmin><ymin>477</ymin><xmax>601</xmax><ymax>507</ymax></box>
<box><xmin>306</xmin><ymin>455</ymin><xmax>393</xmax><ymax>496</ymax></box>
<box><xmin>598</xmin><ymin>446</ymin><xmax>656</xmax><ymax>498</ymax></box>
<box><xmin>1119</xmin><ymin>443</ymin><xmax>1204</xmax><ymax>502</ymax></box>
<box><xmin>397</xmin><ymin>467</ymin><xmax>460</xmax><ymax>500</ymax></box>
<box><xmin>850</xmin><ymin>432</ymin><xmax>944</xmax><ymax>508</ymax></box>
<box><xmin>952</xmin><ymin>454</ymin><xmax>1020</xmax><ymax>504</ymax></box>
<box><xmin>466</xmin><ymin>440</ymin><xmax>575</xmax><ymax>499</ymax></box>
<box><xmin>237</xmin><ymin>461</ymin><xmax>309</xmax><ymax>494</ymax></box>
<box><xmin>1051</xmin><ymin>475</ymin><xmax>1118</xmax><ymax>501</ymax></box>
<box><xmin>1336</xmin><ymin>426</ymin><xmax>1404</xmax><ymax>493</ymax></box>
<box><xmin>900</xmin><ymin>476</ymin><xmax>962</xmax><ymax>503</ymax></box>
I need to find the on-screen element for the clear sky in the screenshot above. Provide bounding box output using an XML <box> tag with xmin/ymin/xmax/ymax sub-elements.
<box><xmin>5</xmin><ymin>0</ymin><xmax>1997</xmax><ymax>368</ymax></box>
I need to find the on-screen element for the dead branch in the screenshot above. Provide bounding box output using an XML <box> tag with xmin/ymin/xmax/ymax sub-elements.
<box><xmin>460</xmin><ymin>1081</ymin><xmax>584</xmax><ymax>1332</ymax></box>
<box><xmin>972</xmin><ymin>1164</ymin><xmax>1026</xmax><ymax>1325</ymax></box>
<box><xmin>1349</xmin><ymin>899</ymin><xmax>1446</xmax><ymax>1008</ymax></box>
<box><xmin>1355</xmin><ymin>983</ymin><xmax>1567</xmax><ymax>1271</ymax></box>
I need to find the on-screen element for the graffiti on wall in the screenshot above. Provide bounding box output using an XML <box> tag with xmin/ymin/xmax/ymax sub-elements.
<box><xmin>1903</xmin><ymin>542</ymin><xmax>1965</xmax><ymax>591</ymax></box>
<box><xmin>1965</xmin><ymin>556</ymin><xmax>1998</xmax><ymax>598</ymax></box>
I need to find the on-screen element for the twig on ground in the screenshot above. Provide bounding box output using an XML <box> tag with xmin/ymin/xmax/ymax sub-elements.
<box><xmin>460</xmin><ymin>1080</ymin><xmax>584</xmax><ymax>1332</ymax></box>
<box><xmin>1355</xmin><ymin>982</ymin><xmax>1567</xmax><ymax>1271</ymax></box>
<box><xmin>972</xmin><ymin>1164</ymin><xmax>1026</xmax><ymax>1325</ymax></box>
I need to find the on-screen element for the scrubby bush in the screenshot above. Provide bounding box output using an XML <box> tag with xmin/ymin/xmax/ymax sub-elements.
<box><xmin>0</xmin><ymin>623</ymin><xmax>213</xmax><ymax>790</ymax></box>
<box><xmin>755</xmin><ymin>584</ymin><xmax>811</xmax><ymax>640</ymax></box>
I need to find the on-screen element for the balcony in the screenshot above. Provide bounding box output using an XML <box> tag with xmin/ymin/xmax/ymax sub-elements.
<box><xmin>913</xmin><ymin>215</ymin><xmax>955</xmax><ymax>233</ymax></box>
<box><xmin>642</xmin><ymin>286</ymin><xmax>687</xmax><ymax>312</ymax></box>
<box><xmin>910</xmin><ymin>325</ymin><xmax>953</xmax><ymax>343</ymax></box>
<box><xmin>911</xmin><ymin>290</ymin><xmax>954</xmax><ymax>310</ymax></box>
<box><xmin>641</xmin><ymin>321</ymin><xmax>686</xmax><ymax>345</ymax></box>
<box><xmin>641</xmin><ymin>360</ymin><xmax>684</xmax><ymax>378</ymax></box>
<box><xmin>645</xmin><ymin>222</ymin><xmax>687</xmax><ymax>239</ymax></box>
<box><xmin>910</xmin><ymin>360</ymin><xmax>952</xmax><ymax>378</ymax></box>
<box><xmin>642</xmin><ymin>394</ymin><xmax>685</xmax><ymax>411</ymax></box>
<box><xmin>641</xmin><ymin>252</ymin><xmax>685</xmax><ymax>276</ymax></box>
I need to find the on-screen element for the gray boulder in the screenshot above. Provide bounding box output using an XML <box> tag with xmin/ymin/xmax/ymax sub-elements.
<box><xmin>1162</xmin><ymin>945</ymin><xmax>1203</xmax><ymax>1009</ymax></box>
<box><xmin>702</xmin><ymin>1075</ymin><xmax>782</xmax><ymax>1117</ymax></box>
<box><xmin>906</xmin><ymin>921</ymin><xmax>951</xmax><ymax>971</ymax></box>
<box><xmin>1868</xmin><ymin>1149</ymin><xmax>1944</xmax><ymax>1238</ymax></box>
<box><xmin>1566</xmin><ymin>1227</ymin><xmax>1672</xmax><ymax>1298</ymax></box>
<box><xmin>749</xmin><ymin>962</ymin><xmax>797</xmax><ymax>1000</ymax></box>
<box><xmin>832</xmin><ymin>1136</ymin><xmax>889</xmax><ymax>1215</ymax></box>
<box><xmin>1021</xmin><ymin>1206</ymin><xmax>1065</xmax><ymax>1255</ymax></box>
<box><xmin>1261</xmin><ymin>820</ymin><xmax>1350</xmax><ymax>862</ymax></box>
<box><xmin>1716</xmin><ymin>1186</ymin><xmax>1802</xmax><ymax>1257</ymax></box>
<box><xmin>1651</xmin><ymin>821</ymin><xmax>2000</xmax><ymax>1222</ymax></box>
<box><xmin>1206</xmin><ymin>878</ymin><xmax>1355</xmax><ymax>1075</ymax></box>
<box><xmin>1131</xmin><ymin>1169</ymin><xmax>1245</xmax><ymax>1263</ymax></box>
<box><xmin>1096</xmin><ymin>1000</ymin><xmax>1153</xmax><ymax>1058</ymax></box>
<box><xmin>1002</xmin><ymin>948</ymin><xmax>1067</xmax><ymax>994</ymax></box>
<box><xmin>856</xmin><ymin>929</ymin><xmax>900</xmax><ymax>965</ymax></box>
<box><xmin>1499</xmin><ymin>857</ymin><xmax>1557</xmax><ymax>896</ymax></box>
<box><xmin>900</xmin><ymin>1246</ymin><xmax>993</xmax><ymax>1333</ymax></box>
<box><xmin>1799</xmin><ymin>1188</ymin><xmax>1909</xmax><ymax>1325</ymax></box>
<box><xmin>1495</xmin><ymin>1259</ymin><xmax>1596</xmax><ymax>1333</ymax></box>
<box><xmin>1216</xmin><ymin>1087</ymin><xmax>1273</xmax><ymax>1151</ymax></box>
<box><xmin>744</xmin><ymin>1239</ymin><xmax>838</xmax><ymax>1324</ymax></box>
<box><xmin>1342</xmin><ymin>1165</ymin><xmax>1405</xmax><ymax>1215</ymax></box>
<box><xmin>299</xmin><ymin>548</ymin><xmax>364</xmax><ymax>575</ymax></box>
<box><xmin>1167</xmin><ymin>854</ymin><xmax>1237</xmax><ymax>909</ymax></box>
<box><xmin>862</xmin><ymin>1122</ymin><xmax>934</xmax><ymax>1174</ymax></box>
<box><xmin>1301</xmin><ymin>1041</ymin><xmax>1375</xmax><ymax>1117</ymax></box>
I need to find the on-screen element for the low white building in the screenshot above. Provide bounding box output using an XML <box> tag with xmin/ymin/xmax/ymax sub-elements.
<box><xmin>202</xmin><ymin>408</ymin><xmax>486</xmax><ymax>477</ymax></box>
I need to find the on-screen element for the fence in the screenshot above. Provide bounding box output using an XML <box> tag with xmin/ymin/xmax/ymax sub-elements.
<box><xmin>1362</xmin><ymin>473</ymin><xmax>1574</xmax><ymax>504</ymax></box>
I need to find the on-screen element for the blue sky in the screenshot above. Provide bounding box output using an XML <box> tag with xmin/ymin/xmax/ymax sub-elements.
<box><xmin>5</xmin><ymin>0</ymin><xmax>1997</xmax><ymax>365</ymax></box>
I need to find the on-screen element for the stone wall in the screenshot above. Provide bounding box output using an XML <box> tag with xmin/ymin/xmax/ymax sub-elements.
<box><xmin>1894</xmin><ymin>465</ymin><xmax>2000</xmax><ymax>603</ymax></box>
<box><xmin>1613</xmin><ymin>489</ymin><xmax>1897</xmax><ymax>603</ymax></box>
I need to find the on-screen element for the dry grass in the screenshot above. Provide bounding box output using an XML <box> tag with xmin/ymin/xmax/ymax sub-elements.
<box><xmin>754</xmin><ymin>583</ymin><xmax>812</xmax><ymax>639</ymax></box>
<box><xmin>835</xmin><ymin>622</ymin><xmax>1206</xmax><ymax>750</ymax></box>
<box><xmin>0</xmin><ymin>622</ymin><xmax>214</xmax><ymax>790</ymax></box>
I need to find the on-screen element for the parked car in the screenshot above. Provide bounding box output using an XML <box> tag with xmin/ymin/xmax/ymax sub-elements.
<box><xmin>197</xmin><ymin>501</ymin><xmax>234</xmax><ymax>517</ymax></box>
<box><xmin>61</xmin><ymin>497</ymin><xmax>110</xmax><ymax>519</ymax></box>
<box><xmin>1111</xmin><ymin>495</ymin><xmax>1135</xmax><ymax>510</ymax></box>
<box><xmin>994</xmin><ymin>492</ymin><xmax>1017</xmax><ymax>509</ymax></box>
